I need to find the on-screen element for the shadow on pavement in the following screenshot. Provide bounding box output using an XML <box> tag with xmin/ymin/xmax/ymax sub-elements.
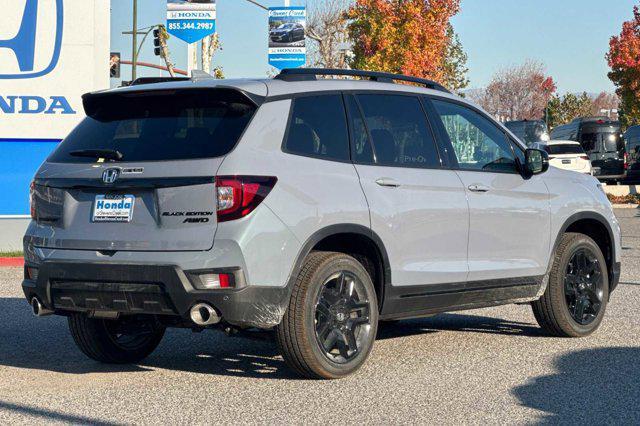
<box><xmin>377</xmin><ymin>312</ymin><xmax>545</xmax><ymax>340</ymax></box>
<box><xmin>0</xmin><ymin>297</ymin><xmax>297</xmax><ymax>379</ymax></box>
<box><xmin>513</xmin><ymin>347</ymin><xmax>640</xmax><ymax>424</ymax></box>
<box><xmin>0</xmin><ymin>401</ymin><xmax>120</xmax><ymax>426</ymax></box>
<box><xmin>1</xmin><ymin>295</ymin><xmax>542</xmax><ymax>380</ymax></box>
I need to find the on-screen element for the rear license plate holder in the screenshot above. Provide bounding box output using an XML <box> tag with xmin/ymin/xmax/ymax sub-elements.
<box><xmin>92</xmin><ymin>194</ymin><xmax>135</xmax><ymax>222</ymax></box>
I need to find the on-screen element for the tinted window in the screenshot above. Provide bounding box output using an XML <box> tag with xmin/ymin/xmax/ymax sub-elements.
<box><xmin>355</xmin><ymin>94</ymin><xmax>440</xmax><ymax>168</ymax></box>
<box><xmin>544</xmin><ymin>144</ymin><xmax>585</xmax><ymax>155</ymax></box>
<box><xmin>580</xmin><ymin>133</ymin><xmax>598</xmax><ymax>152</ymax></box>
<box><xmin>49</xmin><ymin>89</ymin><xmax>256</xmax><ymax>163</ymax></box>
<box><xmin>284</xmin><ymin>95</ymin><xmax>350</xmax><ymax>161</ymax></box>
<box><xmin>432</xmin><ymin>99</ymin><xmax>516</xmax><ymax>173</ymax></box>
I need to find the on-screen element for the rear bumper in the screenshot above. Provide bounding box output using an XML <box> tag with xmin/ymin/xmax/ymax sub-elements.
<box><xmin>21</xmin><ymin>261</ymin><xmax>288</xmax><ymax>329</ymax></box>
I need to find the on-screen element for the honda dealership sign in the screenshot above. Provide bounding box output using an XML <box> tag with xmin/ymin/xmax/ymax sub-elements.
<box><xmin>167</xmin><ymin>0</ymin><xmax>216</xmax><ymax>44</ymax></box>
<box><xmin>268</xmin><ymin>7</ymin><xmax>306</xmax><ymax>70</ymax></box>
<box><xmin>0</xmin><ymin>0</ymin><xmax>110</xmax><ymax>215</ymax></box>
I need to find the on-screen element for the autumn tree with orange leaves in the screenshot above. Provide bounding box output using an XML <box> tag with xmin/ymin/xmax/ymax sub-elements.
<box><xmin>347</xmin><ymin>0</ymin><xmax>461</xmax><ymax>87</ymax></box>
<box><xmin>607</xmin><ymin>5</ymin><xmax>640</xmax><ymax>127</ymax></box>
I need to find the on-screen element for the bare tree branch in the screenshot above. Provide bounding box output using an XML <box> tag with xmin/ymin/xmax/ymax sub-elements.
<box><xmin>306</xmin><ymin>0</ymin><xmax>352</xmax><ymax>69</ymax></box>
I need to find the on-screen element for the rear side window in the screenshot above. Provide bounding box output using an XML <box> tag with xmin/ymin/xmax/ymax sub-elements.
<box><xmin>354</xmin><ymin>94</ymin><xmax>440</xmax><ymax>168</ymax></box>
<box><xmin>49</xmin><ymin>89</ymin><xmax>256</xmax><ymax>163</ymax></box>
<box><xmin>283</xmin><ymin>95</ymin><xmax>350</xmax><ymax>162</ymax></box>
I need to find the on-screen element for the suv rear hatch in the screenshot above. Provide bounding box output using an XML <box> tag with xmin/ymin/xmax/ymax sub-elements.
<box><xmin>30</xmin><ymin>87</ymin><xmax>258</xmax><ymax>251</ymax></box>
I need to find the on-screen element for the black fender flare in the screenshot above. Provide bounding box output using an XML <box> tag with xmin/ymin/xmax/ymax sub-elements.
<box><xmin>549</xmin><ymin>211</ymin><xmax>619</xmax><ymax>291</ymax></box>
<box><xmin>283</xmin><ymin>224</ymin><xmax>391</xmax><ymax>305</ymax></box>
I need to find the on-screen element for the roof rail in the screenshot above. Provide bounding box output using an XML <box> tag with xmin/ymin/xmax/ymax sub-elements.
<box><xmin>275</xmin><ymin>68</ymin><xmax>451</xmax><ymax>93</ymax></box>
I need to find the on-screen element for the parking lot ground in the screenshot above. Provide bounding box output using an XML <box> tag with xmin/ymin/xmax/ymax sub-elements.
<box><xmin>1</xmin><ymin>209</ymin><xmax>639</xmax><ymax>425</ymax></box>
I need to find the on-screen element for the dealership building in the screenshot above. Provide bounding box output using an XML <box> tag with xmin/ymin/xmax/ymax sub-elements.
<box><xmin>0</xmin><ymin>1</ymin><xmax>110</xmax><ymax>249</ymax></box>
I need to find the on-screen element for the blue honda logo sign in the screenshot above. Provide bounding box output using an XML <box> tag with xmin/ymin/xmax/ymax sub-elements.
<box><xmin>0</xmin><ymin>0</ymin><xmax>64</xmax><ymax>79</ymax></box>
<box><xmin>166</xmin><ymin>0</ymin><xmax>216</xmax><ymax>44</ymax></box>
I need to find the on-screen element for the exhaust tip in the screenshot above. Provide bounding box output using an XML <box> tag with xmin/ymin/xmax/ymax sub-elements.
<box><xmin>30</xmin><ymin>297</ymin><xmax>53</xmax><ymax>317</ymax></box>
<box><xmin>190</xmin><ymin>303</ymin><xmax>220</xmax><ymax>326</ymax></box>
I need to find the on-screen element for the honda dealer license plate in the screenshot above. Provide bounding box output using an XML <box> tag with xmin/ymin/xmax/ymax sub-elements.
<box><xmin>92</xmin><ymin>195</ymin><xmax>135</xmax><ymax>222</ymax></box>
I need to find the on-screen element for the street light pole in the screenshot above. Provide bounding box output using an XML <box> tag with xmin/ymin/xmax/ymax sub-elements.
<box><xmin>132</xmin><ymin>0</ymin><xmax>138</xmax><ymax>80</ymax></box>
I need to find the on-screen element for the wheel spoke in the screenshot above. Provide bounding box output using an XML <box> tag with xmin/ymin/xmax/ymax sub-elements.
<box><xmin>316</xmin><ymin>298</ymin><xmax>332</xmax><ymax>319</ymax></box>
<box><xmin>344</xmin><ymin>329</ymin><xmax>358</xmax><ymax>354</ymax></box>
<box><xmin>322</xmin><ymin>329</ymin><xmax>338</xmax><ymax>352</ymax></box>
<box><xmin>316</xmin><ymin>319</ymin><xmax>333</xmax><ymax>342</ymax></box>
<box><xmin>574</xmin><ymin>298</ymin><xmax>587</xmax><ymax>321</ymax></box>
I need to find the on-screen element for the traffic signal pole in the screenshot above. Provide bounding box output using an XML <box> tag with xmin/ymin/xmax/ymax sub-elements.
<box><xmin>132</xmin><ymin>0</ymin><xmax>138</xmax><ymax>80</ymax></box>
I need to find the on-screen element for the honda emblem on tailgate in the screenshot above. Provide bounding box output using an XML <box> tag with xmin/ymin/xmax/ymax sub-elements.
<box><xmin>102</xmin><ymin>168</ymin><xmax>120</xmax><ymax>184</ymax></box>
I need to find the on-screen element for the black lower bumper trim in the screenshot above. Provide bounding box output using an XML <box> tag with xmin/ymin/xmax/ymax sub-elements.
<box><xmin>22</xmin><ymin>261</ymin><xmax>288</xmax><ymax>329</ymax></box>
<box><xmin>611</xmin><ymin>261</ymin><xmax>621</xmax><ymax>293</ymax></box>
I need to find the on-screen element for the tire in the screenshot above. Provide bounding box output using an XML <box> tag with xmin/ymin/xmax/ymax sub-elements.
<box><xmin>276</xmin><ymin>251</ymin><xmax>379</xmax><ymax>379</ymax></box>
<box><xmin>532</xmin><ymin>232</ymin><xmax>609</xmax><ymax>337</ymax></box>
<box><xmin>68</xmin><ymin>314</ymin><xmax>165</xmax><ymax>364</ymax></box>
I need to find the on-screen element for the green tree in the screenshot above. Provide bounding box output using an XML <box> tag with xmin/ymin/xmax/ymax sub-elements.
<box><xmin>441</xmin><ymin>24</ymin><xmax>469</xmax><ymax>95</ymax></box>
<box><xmin>546</xmin><ymin>92</ymin><xmax>594</xmax><ymax>129</ymax></box>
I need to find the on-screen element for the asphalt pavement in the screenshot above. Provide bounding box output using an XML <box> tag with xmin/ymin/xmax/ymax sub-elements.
<box><xmin>1</xmin><ymin>209</ymin><xmax>639</xmax><ymax>425</ymax></box>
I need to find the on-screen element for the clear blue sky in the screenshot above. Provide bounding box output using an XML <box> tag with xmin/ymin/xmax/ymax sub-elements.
<box><xmin>110</xmin><ymin>0</ymin><xmax>636</xmax><ymax>94</ymax></box>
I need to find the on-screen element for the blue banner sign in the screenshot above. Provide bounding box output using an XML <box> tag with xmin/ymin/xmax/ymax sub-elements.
<box><xmin>167</xmin><ymin>0</ymin><xmax>216</xmax><ymax>44</ymax></box>
<box><xmin>269</xmin><ymin>7</ymin><xmax>306</xmax><ymax>70</ymax></box>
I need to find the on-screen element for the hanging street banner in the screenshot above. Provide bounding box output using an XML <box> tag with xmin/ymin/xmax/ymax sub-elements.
<box><xmin>167</xmin><ymin>0</ymin><xmax>216</xmax><ymax>44</ymax></box>
<box><xmin>268</xmin><ymin>7</ymin><xmax>306</xmax><ymax>70</ymax></box>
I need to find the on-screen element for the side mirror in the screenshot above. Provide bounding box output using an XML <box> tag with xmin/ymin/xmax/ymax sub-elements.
<box><xmin>524</xmin><ymin>148</ymin><xmax>549</xmax><ymax>177</ymax></box>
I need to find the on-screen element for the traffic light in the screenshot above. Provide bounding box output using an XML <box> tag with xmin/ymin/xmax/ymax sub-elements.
<box><xmin>110</xmin><ymin>52</ymin><xmax>120</xmax><ymax>78</ymax></box>
<box><xmin>153</xmin><ymin>28</ymin><xmax>162</xmax><ymax>56</ymax></box>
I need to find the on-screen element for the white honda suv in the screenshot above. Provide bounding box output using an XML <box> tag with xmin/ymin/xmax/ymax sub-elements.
<box><xmin>23</xmin><ymin>69</ymin><xmax>621</xmax><ymax>379</ymax></box>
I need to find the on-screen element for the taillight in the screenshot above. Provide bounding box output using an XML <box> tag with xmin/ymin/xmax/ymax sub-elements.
<box><xmin>548</xmin><ymin>156</ymin><xmax>556</xmax><ymax>160</ymax></box>
<box><xmin>29</xmin><ymin>181</ymin><xmax>36</xmax><ymax>221</ymax></box>
<box><xmin>624</xmin><ymin>152</ymin><xmax>629</xmax><ymax>170</ymax></box>
<box><xmin>580</xmin><ymin>155</ymin><xmax>589</xmax><ymax>161</ymax></box>
<box><xmin>215</xmin><ymin>176</ymin><xmax>277</xmax><ymax>222</ymax></box>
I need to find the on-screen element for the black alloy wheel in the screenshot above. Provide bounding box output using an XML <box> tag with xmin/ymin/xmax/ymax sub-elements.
<box><xmin>564</xmin><ymin>248</ymin><xmax>604</xmax><ymax>325</ymax></box>
<box><xmin>314</xmin><ymin>271</ymin><xmax>372</xmax><ymax>364</ymax></box>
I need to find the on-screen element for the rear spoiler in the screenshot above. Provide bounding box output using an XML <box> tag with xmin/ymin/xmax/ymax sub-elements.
<box><xmin>82</xmin><ymin>86</ymin><xmax>265</xmax><ymax>117</ymax></box>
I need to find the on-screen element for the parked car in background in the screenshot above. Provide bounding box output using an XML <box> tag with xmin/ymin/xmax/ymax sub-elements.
<box><xmin>551</xmin><ymin>117</ymin><xmax>625</xmax><ymax>182</ymax></box>
<box><xmin>624</xmin><ymin>125</ymin><xmax>640</xmax><ymax>182</ymax></box>
<box><xmin>504</xmin><ymin>119</ymin><xmax>549</xmax><ymax>146</ymax></box>
<box><xmin>536</xmin><ymin>140</ymin><xmax>592</xmax><ymax>175</ymax></box>
<box><xmin>269</xmin><ymin>23</ymin><xmax>305</xmax><ymax>43</ymax></box>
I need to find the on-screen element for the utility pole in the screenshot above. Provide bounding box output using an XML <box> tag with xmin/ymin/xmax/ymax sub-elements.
<box><xmin>132</xmin><ymin>0</ymin><xmax>138</xmax><ymax>80</ymax></box>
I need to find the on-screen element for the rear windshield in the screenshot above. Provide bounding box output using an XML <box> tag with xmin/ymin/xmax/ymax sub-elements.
<box><xmin>581</xmin><ymin>132</ymin><xmax>623</xmax><ymax>153</ymax></box>
<box><xmin>544</xmin><ymin>144</ymin><xmax>584</xmax><ymax>155</ymax></box>
<box><xmin>49</xmin><ymin>89</ymin><xmax>256</xmax><ymax>163</ymax></box>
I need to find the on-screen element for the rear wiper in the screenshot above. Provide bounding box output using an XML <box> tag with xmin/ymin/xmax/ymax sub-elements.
<box><xmin>69</xmin><ymin>149</ymin><xmax>124</xmax><ymax>161</ymax></box>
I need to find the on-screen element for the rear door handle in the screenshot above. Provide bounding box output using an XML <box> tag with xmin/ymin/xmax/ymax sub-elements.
<box><xmin>468</xmin><ymin>184</ymin><xmax>490</xmax><ymax>193</ymax></box>
<box><xmin>375</xmin><ymin>178</ymin><xmax>401</xmax><ymax>188</ymax></box>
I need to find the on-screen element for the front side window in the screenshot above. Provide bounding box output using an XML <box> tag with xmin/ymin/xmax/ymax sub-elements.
<box><xmin>431</xmin><ymin>99</ymin><xmax>516</xmax><ymax>173</ymax></box>
<box><xmin>283</xmin><ymin>94</ymin><xmax>350</xmax><ymax>162</ymax></box>
<box><xmin>354</xmin><ymin>94</ymin><xmax>440</xmax><ymax>168</ymax></box>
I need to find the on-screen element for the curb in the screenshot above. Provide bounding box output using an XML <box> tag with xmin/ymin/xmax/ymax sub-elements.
<box><xmin>611</xmin><ymin>204</ymin><xmax>639</xmax><ymax>209</ymax></box>
<box><xmin>0</xmin><ymin>257</ymin><xmax>24</xmax><ymax>267</ymax></box>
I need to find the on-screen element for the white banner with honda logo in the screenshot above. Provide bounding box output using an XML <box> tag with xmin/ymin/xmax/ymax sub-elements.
<box><xmin>0</xmin><ymin>0</ymin><xmax>110</xmax><ymax>140</ymax></box>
